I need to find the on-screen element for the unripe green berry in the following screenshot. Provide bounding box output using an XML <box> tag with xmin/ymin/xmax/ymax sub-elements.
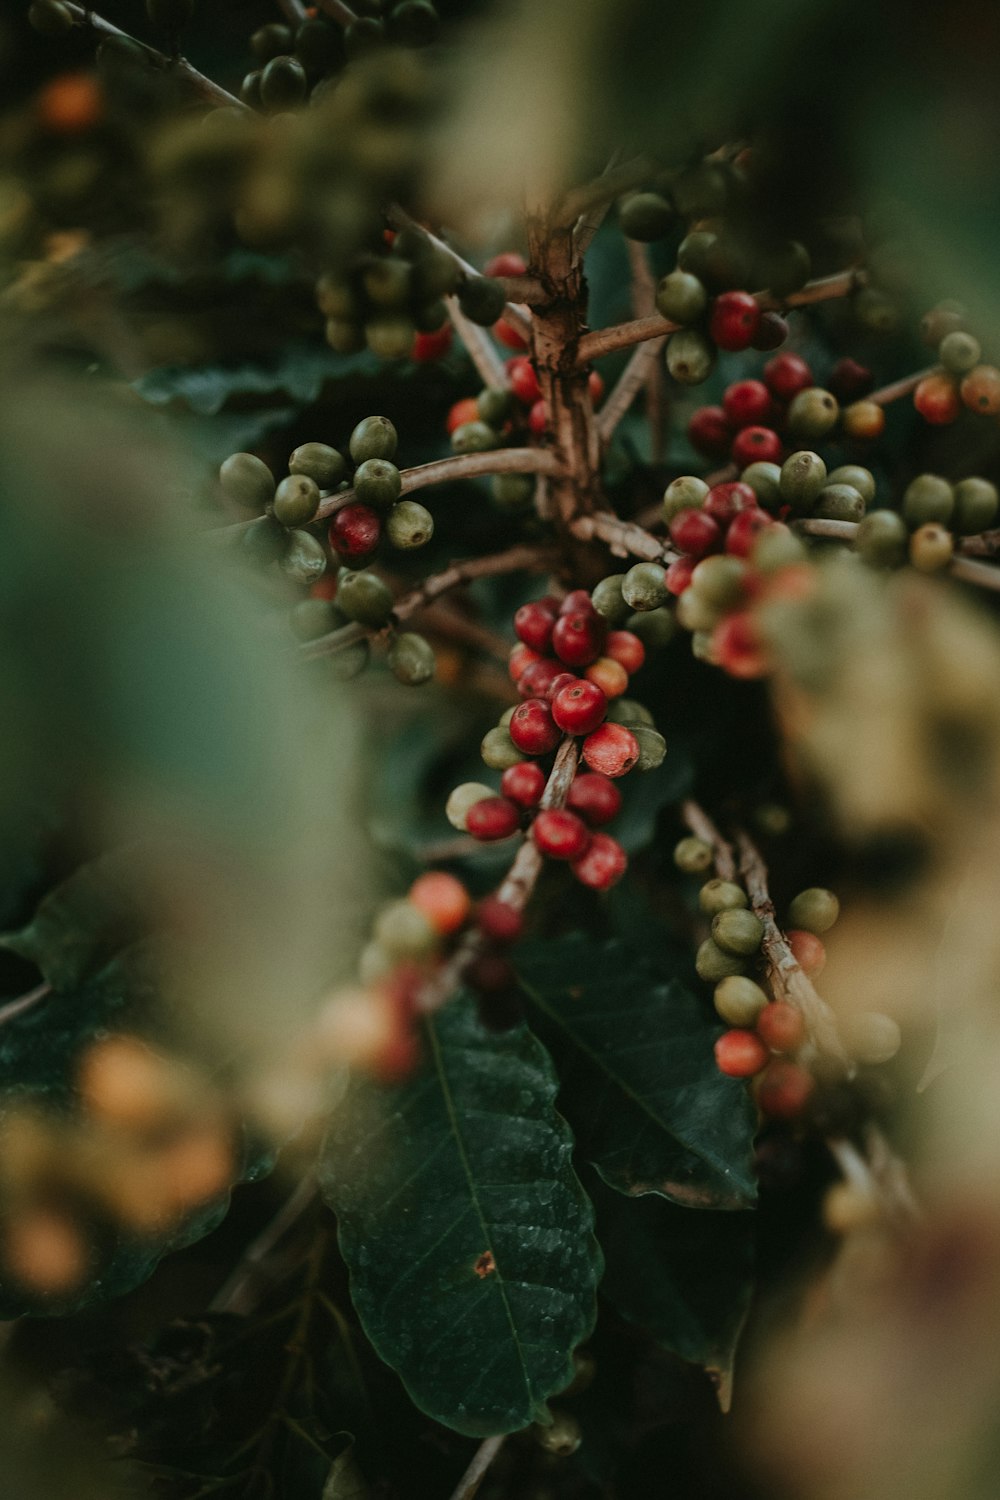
<box><xmin>827</xmin><ymin>465</ymin><xmax>876</xmax><ymax>506</ymax></box>
<box><xmin>350</xmin><ymin>416</ymin><xmax>398</xmax><ymax>464</ymax></box>
<box><xmin>354</xmin><ymin>459</ymin><xmax>401</xmax><ymax>509</ymax></box>
<box><xmin>260</xmin><ymin>54</ymin><xmax>308</xmax><ymax>110</ymax></box>
<box><xmin>481</xmin><ymin>726</ymin><xmax>525</xmax><ymax>770</ymax></box>
<box><xmin>273</xmin><ymin>473</ymin><xmax>321</xmax><ymax>527</ymax></box>
<box><xmin>758</xmin><ymin>239</ymin><xmax>811</xmax><ymax>297</ymax></box>
<box><xmin>696</xmin><ymin>938</ymin><xmax>747</xmax><ymax>982</ymax></box>
<box><xmin>533</xmin><ymin>1411</ymin><xmax>582</xmax><ymax>1457</ymax></box>
<box><xmin>374</xmin><ymin>899</ymin><xmax>437</xmax><ymax>959</ymax></box>
<box><xmin>953</xmin><ymin>477</ymin><xmax>999</xmax><ymax>534</ymax></box>
<box><xmin>676</xmin><ymin>588</ymin><xmax>720</xmax><ymax>633</ymax></box>
<box><xmin>699</xmin><ymin>879</ymin><xmax>749</xmax><ymax>916</ymax></box>
<box><xmin>740</xmin><ymin>462</ymin><xmax>782</xmax><ymax>512</ymax></box>
<box><xmin>902</xmin><ymin>473</ymin><xmax>954</xmax><ymax>528</ymax></box>
<box><xmin>457</xmin><ymin>276</ymin><xmax>506</xmax><ymax>326</ymax></box>
<box><xmin>655</xmin><ymin>270</ymin><xmax>707</xmax><ymax>324</ymax></box>
<box><xmin>752</xmin><ymin>526</ymin><xmax>807</xmax><ymax>572</ymax></box>
<box><xmin>29</xmin><ymin>0</ymin><xmax>75</xmax><ymax>36</ymax></box>
<box><xmin>476</xmin><ymin>388</ymin><xmax>512</xmax><ymax>427</ymax></box>
<box><xmin>591</xmin><ymin>575</ymin><xmax>631</xmax><ymax>624</ymax></box>
<box><xmin>388</xmin><ymin>631</ymin><xmax>435</xmax><ymax>685</ymax></box>
<box><xmin>451</xmin><ymin>421</ymin><xmax>498</xmax><ymax>454</ymax></box>
<box><xmin>387</xmin><ymin>1</ymin><xmax>441</xmax><ymax>46</ymax></box>
<box><xmin>625</xmin><ymin>608</ymin><xmax>676</xmax><ymax>647</ymax></box>
<box><xmin>242</xmin><ymin>514</ymin><xmax>287</xmax><ymax>566</ymax></box>
<box><xmin>712</xmin><ymin>907</ymin><xmax>764</xmax><ymax>956</ymax></box>
<box><xmin>674</xmin><ymin>836</ymin><xmax>713</xmax><ymax>873</ymax></box>
<box><xmin>606</xmin><ymin>698</ymin><xmax>654</xmax><ymax>727</ymax></box>
<box><xmin>714</xmin><ymin>974</ymin><xmax>768</xmax><ymax>1027</ymax></box>
<box><xmin>690</xmin><ymin>555</ymin><xmax>746</xmax><ymax>609</ymax></box>
<box><xmin>677</xmin><ymin>230</ymin><xmax>718</xmax><ymax>279</ymax></box>
<box><xmin>909</xmin><ymin>522</ymin><xmax>954</xmax><ymax>572</ymax></box>
<box><xmin>787</xmin><ymin>388</ymin><xmax>839</xmax><ymax>441</ymax></box>
<box><xmin>663</xmin><ymin>475</ymin><xmax>709</xmax><ymax>521</ymax></box>
<box><xmin>620</xmin><ymin>192</ymin><xmax>675</xmax><ymax>241</ymax></box>
<box><xmin>413</xmin><ymin>299</ymin><xmax>448</xmax><ymax>333</ymax></box>
<box><xmin>326</xmin><ymin>319</ymin><xmax>366</xmax><ymax>354</ymax></box>
<box><xmin>445</xmin><ymin>782</ymin><xmax>493</xmax><ymax>831</ymax></box>
<box><xmin>337</xmin><ymin>570</ymin><xmax>394</xmax><ymax>625</ymax></box>
<box><xmin>814</xmin><ymin>483</ymin><xmax>865</xmax><ymax>522</ymax></box>
<box><xmin>666</xmin><ymin>329</ymin><xmax>716</xmax><ymax>386</ymax></box>
<box><xmin>344</xmin><ymin>16</ymin><xmax>385</xmax><ymax>58</ymax></box>
<box><xmin>294</xmin><ymin>17</ymin><xmax>342</xmax><ymax>73</ymax></box>
<box><xmin>365</xmin><ymin>317</ymin><xmax>415</xmax><ymax>359</ymax></box>
<box><xmin>362</xmin><ymin>257</ymin><xmax>412</xmax><ymax>309</ymax></box>
<box><xmin>280</xmin><ymin>529</ymin><xmax>327</xmax><ymax>585</ymax></box>
<box><xmin>358</xmin><ymin>940</ymin><xmax>394</xmax><ymax>985</ymax></box>
<box><xmin>853</xmin><ymin>285</ymin><xmax>902</xmax><ymax>335</ymax></box>
<box><xmin>386</xmin><ymin>500</ymin><xmax>433</xmax><ymax>549</ymax></box>
<box><xmin>622</xmin><ymin>562</ymin><xmax>669</xmax><ymax>612</ymax></box>
<box><xmin>498</xmin><ymin>706</ymin><xmax>515</xmax><ymax>727</ymax></box>
<box><xmin>671</xmin><ymin>161</ymin><xmax>729</xmax><ymax>218</ymax></box>
<box><xmin>841</xmin><ymin>1011</ymin><xmax>901</xmax><ymax>1065</ymax></box>
<box><xmin>631</xmin><ymin>725</ymin><xmax>666</xmax><ymax>771</ymax></box>
<box><xmin>290</xmin><ymin>597</ymin><xmax>338</xmax><ymax>641</ymax></box>
<box><xmin>251</xmin><ymin>22</ymin><xmax>292</xmax><ymax>60</ymax></box>
<box><xmin>491</xmin><ymin>473</ymin><xmax>535</xmax><ymax>512</ymax></box>
<box><xmin>691</xmin><ymin>630</ymin><xmax>715</xmax><ymax>663</ymax></box>
<box><xmin>412</xmin><ymin>244</ymin><xmax>462</xmax><ymax>300</ymax></box>
<box><xmin>780</xmin><ymin>451</ymin><xmax>827</xmax><ymax>512</ymax></box>
<box><xmin>220</xmin><ymin>453</ymin><xmax>275</xmax><ymax>510</ymax></box>
<box><xmin>856</xmin><ymin>509</ymin><xmax>908</xmax><ymax>568</ymax></box>
<box><xmin>329</xmin><ymin>639</ymin><xmax>370</xmax><ymax>680</ymax></box>
<box><xmin>787</xmin><ymin>887</ymin><xmax>840</xmax><ymax>934</ymax></box>
<box><xmin>939</xmin><ymin>330</ymin><xmax>981</xmax><ymax>374</ymax></box>
<box><xmin>289</xmin><ymin>442</ymin><xmax>347</xmax><ymax>490</ymax></box>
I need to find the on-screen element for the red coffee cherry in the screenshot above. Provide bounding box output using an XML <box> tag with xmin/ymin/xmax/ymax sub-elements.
<box><xmin>447</xmin><ymin>396</ymin><xmax>481</xmax><ymax>433</ymax></box>
<box><xmin>484</xmin><ymin>251</ymin><xmax>527</xmax><ymax>278</ymax></box>
<box><xmin>514</xmin><ymin>600</ymin><xmax>557</xmax><ymax>653</ymax></box>
<box><xmin>714</xmin><ymin>1029</ymin><xmax>769</xmax><ymax>1077</ymax></box>
<box><xmin>581</xmin><ymin>722</ymin><xmax>640</xmax><ymax>777</ymax></box>
<box><xmin>493</xmin><ymin>317</ymin><xmax>528</xmax><ymax>351</ymax></box>
<box><xmin>828</xmin><ymin>356</ymin><xmax>873</xmax><ymax>402</ymax></box>
<box><xmin>585</xmin><ymin>656</ymin><xmax>629</xmax><ymax>699</ymax></box>
<box><xmin>466</xmin><ymin>796</ymin><xmax>522</xmax><ymax>841</ymax></box>
<box><xmin>552</xmin><ymin>611</ymin><xmax>606</xmax><ymax>667</ymax></box>
<box><xmin>725</xmin><ymin>507</ymin><xmax>773</xmax><ymax>557</ymax></box>
<box><xmin>752</xmin><ymin>310</ymin><xmax>789</xmax><ymax>350</ymax></box>
<box><xmin>466</xmin><ymin>951</ymin><xmax>515</xmax><ymax>994</ymax></box>
<box><xmin>509</xmin><ymin>698</ymin><xmax>560</xmax><ymax>754</ymax></box>
<box><xmin>703</xmin><ymin>481</ymin><xmax>757</xmax><ymax>531</ymax></box>
<box><xmin>509</xmin><ymin>642</ymin><xmax>541</xmax><ymax>683</ymax></box>
<box><xmin>960</xmin><ymin>364</ymin><xmax>1000</xmax><ymax>415</ymax></box>
<box><xmin>408</xmin><ymin>872</ymin><xmax>470</xmax><ymax>936</ymax></box>
<box><xmin>518</xmin><ymin>657</ymin><xmax>568</xmax><ymax>699</ymax></box>
<box><xmin>552</xmin><ymin>679</ymin><xmax>608</xmax><ymax>734</ymax></box>
<box><xmin>507</xmin><ymin>356</ymin><xmax>541</xmax><ymax>405</ymax></box>
<box><xmin>731</xmin><ymin>425</ymin><xmax>782</xmax><ymax>468</ymax></box>
<box><xmin>723</xmin><ymin>379</ymin><xmax>773</xmax><ymax>428</ymax></box>
<box><xmin>566</xmin><ymin>771</ymin><xmax>622</xmax><ymax>825</ymax></box>
<box><xmin>605</xmin><ymin>630</ymin><xmax>645</xmax><ymax>674</ymax></box>
<box><xmin>787</xmin><ymin>929</ymin><xmax>827</xmax><ymax>975</ymax></box>
<box><xmin>913</xmin><ymin>372</ymin><xmax>960</xmax><ymax>425</ymax></box>
<box><xmin>329</xmin><ymin>502</ymin><xmax>381</xmax><ymax>560</ymax></box>
<box><xmin>476</xmin><ymin>895</ymin><xmax>524</xmax><ymax>944</ymax></box>
<box><xmin>668</xmin><ymin>508</ymin><xmax>722</xmax><ymax>558</ymax></box>
<box><xmin>559</xmin><ymin>589</ymin><xmax>599</xmax><ymax>616</ymax></box>
<box><xmin>412</xmin><ymin>324</ymin><xmax>453</xmax><ymax>362</ymax></box>
<box><xmin>709</xmin><ymin>290</ymin><xmax>761</xmax><ymax>352</ymax></box>
<box><xmin>501</xmin><ymin>761</ymin><xmax>546</xmax><ymax>807</ymax></box>
<box><xmin>528</xmin><ymin>399</ymin><xmax>548</xmax><ymax>434</ymax></box>
<box><xmin>712</xmin><ymin>611</ymin><xmax>769</xmax><ymax>678</ymax></box>
<box><xmin>757</xmin><ymin>1001</ymin><xmax>807</xmax><ymax>1054</ymax></box>
<box><xmin>665</xmin><ymin>556</ymin><xmax>696</xmax><ymax>595</ymax></box>
<box><xmin>688</xmin><ymin>405</ymin><xmax>734</xmax><ymax>459</ymax></box>
<box><xmin>763</xmin><ymin>351</ymin><xmax>813</xmax><ymax>401</ymax></box>
<box><xmin>545</xmin><ymin>670</ymin><xmax>578</xmax><ymax>700</ymax></box>
<box><xmin>571</xmin><ymin>832</ymin><xmax>627</xmax><ymax>890</ymax></box>
<box><xmin>756</xmin><ymin>1059</ymin><xmax>815</xmax><ymax>1119</ymax></box>
<box><xmin>531</xmin><ymin>808</ymin><xmax>592</xmax><ymax>860</ymax></box>
<box><xmin>588</xmin><ymin>369</ymin><xmax>605</xmax><ymax>405</ymax></box>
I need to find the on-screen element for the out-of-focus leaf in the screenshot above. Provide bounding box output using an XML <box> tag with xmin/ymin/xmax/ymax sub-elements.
<box><xmin>323</xmin><ymin>1443</ymin><xmax>372</xmax><ymax>1500</ymax></box>
<box><xmin>319</xmin><ymin>994</ymin><xmax>601</xmax><ymax>1436</ymax></box>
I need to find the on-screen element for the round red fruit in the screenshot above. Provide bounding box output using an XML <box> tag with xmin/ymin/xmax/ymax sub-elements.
<box><xmin>571</xmin><ymin>832</ymin><xmax>627</xmax><ymax>890</ymax></box>
<box><xmin>552</xmin><ymin>611</ymin><xmax>606</xmax><ymax>667</ymax></box>
<box><xmin>408</xmin><ymin>872</ymin><xmax>470</xmax><ymax>936</ymax></box>
<box><xmin>412</xmin><ymin>324</ymin><xmax>452</xmax><ymax>362</ymax></box>
<box><xmin>723</xmin><ymin>379</ymin><xmax>773</xmax><ymax>428</ymax></box>
<box><xmin>507</xmin><ymin>357</ymin><xmax>541</xmax><ymax>405</ymax></box>
<box><xmin>757</xmin><ymin>1001</ymin><xmax>806</xmax><ymax>1054</ymax></box>
<box><xmin>665</xmin><ymin>556</ymin><xmax>696</xmax><ymax>595</ymax></box>
<box><xmin>704</xmin><ymin>481</ymin><xmax>757</xmax><ymax>530</ymax></box>
<box><xmin>528</xmin><ymin>399</ymin><xmax>548</xmax><ymax>434</ymax></box>
<box><xmin>531</xmin><ymin>808</ymin><xmax>592</xmax><ymax>860</ymax></box>
<box><xmin>559</xmin><ymin>589</ymin><xmax>598</xmax><ymax>616</ymax></box>
<box><xmin>688</xmin><ymin>405</ymin><xmax>733</xmax><ymax>459</ymax></box>
<box><xmin>756</xmin><ymin>1059</ymin><xmax>815</xmax><ymax>1119</ymax></box>
<box><xmin>552</xmin><ymin>678</ymin><xmax>607</xmax><ymax>735</ymax></box>
<box><xmin>514</xmin><ymin>600</ymin><xmax>556</xmax><ymax>652</ymax></box>
<box><xmin>714</xmin><ymin>1029</ymin><xmax>769</xmax><ymax>1077</ymax></box>
<box><xmin>501</xmin><ymin>761</ymin><xmax>546</xmax><ymax>807</ymax></box>
<box><xmin>493</xmin><ymin>317</ymin><xmax>528</xmax><ymax>351</ymax></box>
<box><xmin>712</xmin><ymin>610</ymin><xmax>769</xmax><ymax>678</ymax></box>
<box><xmin>545</xmin><ymin>671</ymin><xmax>578</xmax><ymax>700</ymax></box>
<box><xmin>787</xmin><ymin>929</ymin><xmax>826</xmax><ymax>975</ymax></box>
<box><xmin>588</xmin><ymin>369</ymin><xmax>605</xmax><ymax>405</ymax></box>
<box><xmin>582</xmin><ymin>722</ymin><xmax>640</xmax><ymax>778</ymax></box>
<box><xmin>509</xmin><ymin>642</ymin><xmax>541</xmax><ymax>683</ymax></box>
<box><xmin>752</xmin><ymin>311</ymin><xmax>789</xmax><ymax>351</ymax></box>
<box><xmin>585</xmin><ymin>657</ymin><xmax>629</xmax><ymax>698</ymax></box>
<box><xmin>567</xmin><ymin>772</ymin><xmax>622</xmax><ymax>825</ymax></box>
<box><xmin>828</xmin><ymin>356</ymin><xmax>873</xmax><ymax>402</ymax></box>
<box><xmin>725</xmin><ymin>508</ymin><xmax>773</xmax><ymax>558</ymax></box>
<box><xmin>914</xmin><ymin>372</ymin><xmax>960</xmax><ymax>425</ymax></box>
<box><xmin>605</xmin><ymin>630</ymin><xmax>645</xmax><ymax>674</ymax></box>
<box><xmin>763</xmin><ymin>351</ymin><xmax>813</xmax><ymax>401</ymax></box>
<box><xmin>447</xmin><ymin>397</ymin><xmax>480</xmax><ymax>433</ymax></box>
<box><xmin>669</xmin><ymin>508</ymin><xmax>722</xmax><ymax>558</ymax></box>
<box><xmin>509</xmin><ymin>698</ymin><xmax>560</xmax><ymax>755</ymax></box>
<box><xmin>466</xmin><ymin>797</ymin><xmax>521</xmax><ymax>841</ymax></box>
<box><xmin>731</xmin><ymin>426</ymin><xmax>782</xmax><ymax>468</ymax></box>
<box><xmin>519</xmin><ymin>657</ymin><xmax>567</xmax><ymax>699</ymax></box>
<box><xmin>484</xmin><ymin>251</ymin><xmax>527</xmax><ymax>278</ymax></box>
<box><xmin>476</xmin><ymin>895</ymin><xmax>524</xmax><ymax>944</ymax></box>
<box><xmin>329</xmin><ymin>503</ymin><xmax>381</xmax><ymax>560</ymax></box>
<box><xmin>710</xmin><ymin>290</ymin><xmax>761</xmax><ymax>352</ymax></box>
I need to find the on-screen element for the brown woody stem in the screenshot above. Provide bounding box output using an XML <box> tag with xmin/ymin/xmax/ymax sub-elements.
<box><xmin>63</xmin><ymin>1</ymin><xmax>246</xmax><ymax>110</ymax></box>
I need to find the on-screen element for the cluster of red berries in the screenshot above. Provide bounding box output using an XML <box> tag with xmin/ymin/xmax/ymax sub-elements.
<box><xmin>912</xmin><ymin>303</ymin><xmax>1000</xmax><ymax>425</ymax></box>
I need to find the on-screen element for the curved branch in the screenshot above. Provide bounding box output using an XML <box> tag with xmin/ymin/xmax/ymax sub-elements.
<box><xmin>388</xmin><ymin>205</ymin><xmax>536</xmax><ymax>335</ymax></box>
<box><xmin>63</xmin><ymin>1</ymin><xmax>246</xmax><ymax>110</ymax></box>
<box><xmin>569</xmin><ymin>510</ymin><xmax>679</xmax><ymax>564</ymax></box>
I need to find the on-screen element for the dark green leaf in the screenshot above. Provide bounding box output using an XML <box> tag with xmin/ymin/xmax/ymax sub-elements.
<box><xmin>319</xmin><ymin>995</ymin><xmax>602</xmax><ymax>1436</ymax></box>
<box><xmin>515</xmin><ymin>936</ymin><xmax>757</xmax><ymax>1209</ymax></box>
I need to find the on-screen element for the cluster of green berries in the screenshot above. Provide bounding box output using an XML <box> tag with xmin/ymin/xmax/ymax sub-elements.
<box><xmin>914</xmin><ymin>302</ymin><xmax>1000</xmax><ymax>426</ymax></box>
<box><xmin>857</xmin><ymin>472</ymin><xmax>998</xmax><ymax>575</ymax></box>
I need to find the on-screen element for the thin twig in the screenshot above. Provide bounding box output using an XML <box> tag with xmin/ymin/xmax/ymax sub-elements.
<box><xmin>388</xmin><ymin>205</ymin><xmax>537</xmax><ymax>333</ymax></box>
<box><xmin>0</xmin><ymin>982</ymin><xmax>51</xmax><ymax>1027</ymax></box>
<box><xmin>210</xmin><ymin>1175</ymin><xmax>318</xmax><ymax>1316</ymax></box>
<box><xmin>569</xmin><ymin>510</ymin><xmax>680</xmax><ymax>565</ymax></box>
<box><xmin>958</xmin><ymin>528</ymin><xmax>1000</xmax><ymax>557</ymax></box>
<box><xmin>446</xmin><ymin>1435</ymin><xmax>507</xmax><ymax>1500</ymax></box>
<box><xmin>446</xmin><ymin>295</ymin><xmax>510</xmax><ymax>389</ymax></box>
<box><xmin>948</xmin><ymin>555</ymin><xmax>1000</xmax><ymax>592</ymax></box>
<box><xmin>795</xmin><ymin>519</ymin><xmax>1000</xmax><ymax>591</ymax></box>
<box><xmin>626</xmin><ymin>239</ymin><xmax>666</xmax><ymax>461</ymax></box>
<box><xmin>315</xmin><ymin>0</ymin><xmax>358</xmax><ymax>24</ymax></box>
<box><xmin>868</xmin><ymin>365</ymin><xmax>938</xmax><ymax>406</ymax></box>
<box><xmin>680</xmin><ymin>799</ymin><xmax>736</xmax><ymax>881</ymax></box>
<box><xmin>554</xmin><ymin>154</ymin><xmax>656</xmax><ymax>230</ymax></box>
<box><xmin>570</xmin><ymin>148</ymin><xmax>626</xmax><ymax>260</ymax></box>
<box><xmin>62</xmin><ymin>1</ymin><xmax>246</xmax><ymax>110</ymax></box>
<box><xmin>597</xmin><ymin>336</ymin><xmax>668</xmax><ymax>446</ymax></box>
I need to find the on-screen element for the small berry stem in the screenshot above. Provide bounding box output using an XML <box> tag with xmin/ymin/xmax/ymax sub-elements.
<box><xmin>597</xmin><ymin>335</ymin><xmax>669</xmax><ymax>446</ymax></box>
<box><xmin>446</xmin><ymin>295</ymin><xmax>511</xmax><ymax>390</ymax></box>
<box><xmin>569</xmin><ymin>509</ymin><xmax>680</xmax><ymax>565</ymax></box>
<box><xmin>0</xmin><ymin>981</ymin><xmax>51</xmax><ymax>1028</ymax></box>
<box><xmin>868</xmin><ymin>365</ymin><xmax>940</xmax><ymax>406</ymax></box>
<box><xmin>553</xmin><ymin>154</ymin><xmax>657</xmax><ymax>232</ymax></box>
<box><xmin>446</xmin><ymin>1435</ymin><xmax>506</xmax><ymax>1500</ymax></box>
<box><xmin>680</xmin><ymin>798</ymin><xmax>737</xmax><ymax>882</ymax></box>
<box><xmin>388</xmin><ymin>205</ymin><xmax>538</xmax><ymax>331</ymax></box>
<box><xmin>795</xmin><ymin>520</ymin><xmax>1000</xmax><ymax>592</ymax></box>
<box><xmin>61</xmin><ymin>1</ymin><xmax>247</xmax><ymax>111</ymax></box>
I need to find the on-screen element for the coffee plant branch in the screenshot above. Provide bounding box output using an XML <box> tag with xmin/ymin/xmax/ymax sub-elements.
<box><xmin>62</xmin><ymin>2</ymin><xmax>247</xmax><ymax>110</ymax></box>
<box><xmin>445</xmin><ymin>1435</ymin><xmax>507</xmax><ymax>1500</ymax></box>
<box><xmin>795</xmin><ymin>520</ymin><xmax>1000</xmax><ymax>591</ymax></box>
<box><xmin>315</xmin><ymin>0</ymin><xmax>360</xmax><ymax>26</ymax></box>
<box><xmin>597</xmin><ymin>334</ymin><xmax>669</xmax><ymax>445</ymax></box>
<box><xmin>387</xmin><ymin>206</ymin><xmax>540</xmax><ymax>332</ymax></box>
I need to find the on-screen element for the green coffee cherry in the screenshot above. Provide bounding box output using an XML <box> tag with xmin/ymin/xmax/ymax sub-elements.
<box><xmin>28</xmin><ymin>0</ymin><xmax>75</xmax><ymax>35</ymax></box>
<box><xmin>591</xmin><ymin>575</ymin><xmax>631</xmax><ymax>624</ymax></box>
<box><xmin>606</xmin><ymin>698</ymin><xmax>654</xmax><ymax>727</ymax></box>
<box><xmin>676</xmin><ymin>588</ymin><xmax>719</xmax><ymax>633</ymax></box>
<box><xmin>362</xmin><ymin>257</ymin><xmax>412</xmax><ymax>309</ymax></box>
<box><xmin>290</xmin><ymin>597</ymin><xmax>338</xmax><ymax>642</ymax></box>
<box><xmin>714</xmin><ymin>975</ymin><xmax>768</xmax><ymax>1027</ymax></box>
<box><xmin>365</xmin><ymin>317</ymin><xmax>415</xmax><ymax>359</ymax></box>
<box><xmin>388</xmin><ymin>631</ymin><xmax>435</xmax><ymax>685</ymax></box>
<box><xmin>711</xmin><ymin>908</ymin><xmax>764</xmax><ymax>956</ymax></box>
<box><xmin>677</xmin><ymin>230</ymin><xmax>718</xmax><ymax>279</ymax></box>
<box><xmin>674</xmin><ymin>836</ymin><xmax>713</xmax><ymax>873</ymax></box>
<box><xmin>671</xmin><ymin>162</ymin><xmax>728</xmax><ymax>219</ymax></box>
<box><xmin>412</xmin><ymin>243</ymin><xmax>462</xmax><ymax>300</ymax></box>
<box><xmin>280</xmin><ymin>529</ymin><xmax>327</xmax><ymax>585</ymax></box>
<box><xmin>445</xmin><ymin>782</ymin><xmax>492</xmax><ymax>831</ymax></box>
<box><xmin>358</xmin><ymin>940</ymin><xmax>394</xmax><ymax>985</ymax></box>
<box><xmin>326</xmin><ymin>319</ymin><xmax>366</xmax><ymax>354</ymax></box>
<box><xmin>631</xmin><ymin>725</ymin><xmax>666</xmax><ymax>771</ymax></box>
<box><xmin>498</xmin><ymin>706</ymin><xmax>515</xmax><ymax>727</ymax></box>
<box><xmin>852</xmin><ymin>285</ymin><xmax>902</xmax><ymax>335</ymax></box>
<box><xmin>476</xmin><ymin>388</ymin><xmax>512</xmax><ymax>427</ymax></box>
<box><xmin>251</xmin><ymin>22</ymin><xmax>292</xmax><ymax>60</ymax></box>
<box><xmin>780</xmin><ymin>451</ymin><xmax>827</xmax><ymax>513</ymax></box>
<box><xmin>619</xmin><ymin>192</ymin><xmax>675</xmax><ymax>241</ymax></box>
<box><xmin>337</xmin><ymin>570</ymin><xmax>394</xmax><ymax>625</ymax></box>
<box><xmin>655</xmin><ymin>271</ymin><xmax>707</xmax><ymax>325</ymax></box>
<box><xmin>328</xmin><ymin>639</ymin><xmax>370</xmax><ymax>680</ymax></box>
<box><xmin>625</xmin><ymin>608</ymin><xmax>676</xmax><ymax>647</ymax></box>
<box><xmin>814</xmin><ymin>484</ymin><xmax>865</xmax><ymax>522</ymax></box>
<box><xmin>741</xmin><ymin>462</ymin><xmax>782</xmax><ymax>512</ymax></box>
<box><xmin>451</xmin><ymin>421</ymin><xmax>498</xmax><ymax>454</ymax></box>
<box><xmin>491</xmin><ymin>473</ymin><xmax>535</xmax><ymax>512</ymax></box>
<box><xmin>374</xmin><ymin>899</ymin><xmax>437</xmax><ymax>960</ymax></box>
<box><xmin>388</xmin><ymin>1</ymin><xmax>441</xmax><ymax>46</ymax></box>
<box><xmin>242</xmin><ymin>514</ymin><xmax>287</xmax><ymax>566</ymax></box>
<box><xmin>696</xmin><ymin>938</ymin><xmax>746</xmax><ymax>982</ymax></box>
<box><xmin>787</xmin><ymin>887</ymin><xmax>840</xmax><ymax>934</ymax></box>
<box><xmin>666</xmin><ymin>329</ymin><xmax>716</xmax><ymax>386</ymax></box>
<box><xmin>350</xmin><ymin>417</ymin><xmax>398</xmax><ymax>466</ymax></box>
<box><xmin>273</xmin><ymin>474</ymin><xmax>321</xmax><ymax>527</ymax></box>
<box><xmin>664</xmin><ymin>475</ymin><xmax>709</xmax><ymax>521</ymax></box>
<box><xmin>457</xmin><ymin>276</ymin><xmax>506</xmax><ymax>326</ymax></box>
<box><xmin>344</xmin><ymin>16</ymin><xmax>385</xmax><ymax>57</ymax></box>
<box><xmin>622</xmin><ymin>562</ymin><xmax>669</xmax><ymax>612</ymax></box>
<box><xmin>841</xmin><ymin>1011</ymin><xmax>901</xmax><ymax>1065</ymax></box>
<box><xmin>481</xmin><ymin>726</ymin><xmax>525</xmax><ymax>770</ymax></box>
<box><xmin>690</xmin><ymin>630</ymin><xmax>715</xmax><ymax>662</ymax></box>
<box><xmin>690</xmin><ymin>555</ymin><xmax>746</xmax><ymax>609</ymax></box>
<box><xmin>294</xmin><ymin>17</ymin><xmax>342</xmax><ymax>73</ymax></box>
<box><xmin>699</xmin><ymin>879</ymin><xmax>749</xmax><ymax>916</ymax></box>
<box><xmin>758</xmin><ymin>239</ymin><xmax>811</xmax><ymax>297</ymax></box>
<box><xmin>413</xmin><ymin>299</ymin><xmax>448</xmax><ymax>333</ymax></box>
<box><xmin>827</xmin><ymin>464</ymin><xmax>876</xmax><ymax>506</ymax></box>
<box><xmin>752</xmin><ymin>526</ymin><xmax>807</xmax><ymax>572</ymax></box>
<box><xmin>354</xmin><ymin>459</ymin><xmax>402</xmax><ymax>508</ymax></box>
<box><xmin>260</xmin><ymin>55</ymin><xmax>308</xmax><ymax>109</ymax></box>
<box><xmin>855</xmin><ymin>509</ymin><xmax>908</xmax><ymax>568</ymax></box>
<box><xmin>786</xmin><ymin>388</ymin><xmax>839</xmax><ymax>442</ymax></box>
<box><xmin>902</xmin><ymin>474</ymin><xmax>954</xmax><ymax>528</ymax></box>
<box><xmin>953</xmin><ymin>477</ymin><xmax>999</xmax><ymax>534</ymax></box>
<box><xmin>534</xmin><ymin>1411</ymin><xmax>582</xmax><ymax>1457</ymax></box>
<box><xmin>289</xmin><ymin>443</ymin><xmax>347</xmax><ymax>491</ymax></box>
<box><xmin>386</xmin><ymin>500</ymin><xmax>433</xmax><ymax>549</ymax></box>
<box><xmin>939</xmin><ymin>330</ymin><xmax>981</xmax><ymax>374</ymax></box>
<box><xmin>220</xmin><ymin>453</ymin><xmax>275</xmax><ymax>510</ymax></box>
